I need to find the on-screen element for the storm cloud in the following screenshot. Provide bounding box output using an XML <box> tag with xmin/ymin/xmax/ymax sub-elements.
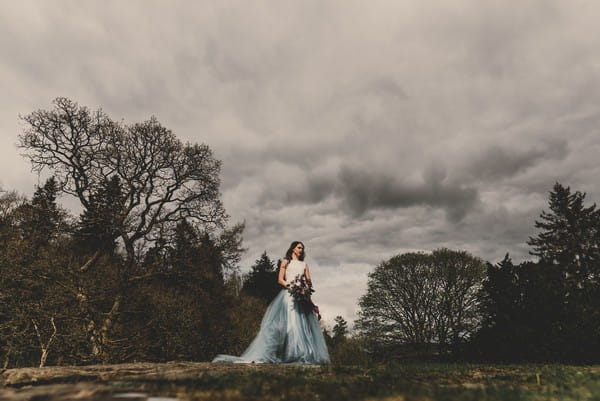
<box><xmin>261</xmin><ymin>164</ymin><xmax>480</xmax><ymax>220</ymax></box>
<box><xmin>1</xmin><ymin>0</ymin><xmax>599</xmax><ymax>326</ymax></box>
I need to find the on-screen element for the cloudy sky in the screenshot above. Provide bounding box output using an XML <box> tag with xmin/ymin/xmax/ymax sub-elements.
<box><xmin>1</xmin><ymin>1</ymin><xmax>599</xmax><ymax>327</ymax></box>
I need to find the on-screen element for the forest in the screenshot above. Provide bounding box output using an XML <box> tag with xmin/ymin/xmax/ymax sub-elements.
<box><xmin>1</xmin><ymin>98</ymin><xmax>599</xmax><ymax>369</ymax></box>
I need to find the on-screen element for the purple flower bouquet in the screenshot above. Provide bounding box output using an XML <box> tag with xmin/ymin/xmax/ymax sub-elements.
<box><xmin>287</xmin><ymin>274</ymin><xmax>321</xmax><ymax>320</ymax></box>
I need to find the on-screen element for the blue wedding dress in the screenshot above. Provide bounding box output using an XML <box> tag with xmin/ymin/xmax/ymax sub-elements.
<box><xmin>213</xmin><ymin>259</ymin><xmax>330</xmax><ymax>364</ymax></box>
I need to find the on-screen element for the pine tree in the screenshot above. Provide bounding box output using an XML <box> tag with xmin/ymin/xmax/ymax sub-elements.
<box><xmin>241</xmin><ymin>251</ymin><xmax>280</xmax><ymax>303</ymax></box>
<box><xmin>471</xmin><ymin>182</ymin><xmax>600</xmax><ymax>362</ymax></box>
<box><xmin>75</xmin><ymin>175</ymin><xmax>125</xmax><ymax>253</ymax></box>
<box><xmin>17</xmin><ymin>177</ymin><xmax>64</xmax><ymax>248</ymax></box>
<box><xmin>473</xmin><ymin>255</ymin><xmax>565</xmax><ymax>361</ymax></box>
<box><xmin>478</xmin><ymin>254</ymin><xmax>519</xmax><ymax>333</ymax></box>
<box><xmin>527</xmin><ymin>183</ymin><xmax>600</xmax><ymax>361</ymax></box>
<box><xmin>252</xmin><ymin>251</ymin><xmax>276</xmax><ymax>273</ymax></box>
<box><xmin>527</xmin><ymin>182</ymin><xmax>600</xmax><ymax>279</ymax></box>
<box><xmin>332</xmin><ymin>316</ymin><xmax>348</xmax><ymax>345</ymax></box>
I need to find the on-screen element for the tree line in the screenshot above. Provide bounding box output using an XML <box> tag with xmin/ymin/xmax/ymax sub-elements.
<box><xmin>1</xmin><ymin>98</ymin><xmax>598</xmax><ymax>367</ymax></box>
<box><xmin>356</xmin><ymin>182</ymin><xmax>600</xmax><ymax>363</ymax></box>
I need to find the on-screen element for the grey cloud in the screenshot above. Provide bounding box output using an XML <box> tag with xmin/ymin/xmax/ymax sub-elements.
<box><xmin>343</xmin><ymin>76</ymin><xmax>407</xmax><ymax>104</ymax></box>
<box><xmin>255</xmin><ymin>163</ymin><xmax>479</xmax><ymax>221</ymax></box>
<box><xmin>336</xmin><ymin>165</ymin><xmax>479</xmax><ymax>221</ymax></box>
<box><xmin>465</xmin><ymin>139</ymin><xmax>569</xmax><ymax>181</ymax></box>
<box><xmin>204</xmin><ymin>39</ymin><xmax>260</xmax><ymax>84</ymax></box>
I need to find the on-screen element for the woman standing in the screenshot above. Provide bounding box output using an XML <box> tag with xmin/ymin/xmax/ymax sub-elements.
<box><xmin>213</xmin><ymin>241</ymin><xmax>330</xmax><ymax>364</ymax></box>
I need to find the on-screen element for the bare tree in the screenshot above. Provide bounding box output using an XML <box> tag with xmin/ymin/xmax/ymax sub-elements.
<box><xmin>31</xmin><ymin>317</ymin><xmax>57</xmax><ymax>368</ymax></box>
<box><xmin>0</xmin><ymin>189</ymin><xmax>26</xmax><ymax>222</ymax></box>
<box><xmin>20</xmin><ymin>97</ymin><xmax>226</xmax><ymax>265</ymax></box>
<box><xmin>18</xmin><ymin>97</ymin><xmax>228</xmax><ymax>360</ymax></box>
<box><xmin>356</xmin><ymin>249</ymin><xmax>485</xmax><ymax>357</ymax></box>
<box><xmin>431</xmin><ymin>248</ymin><xmax>486</xmax><ymax>347</ymax></box>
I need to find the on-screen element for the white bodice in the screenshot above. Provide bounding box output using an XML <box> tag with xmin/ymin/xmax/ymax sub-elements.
<box><xmin>285</xmin><ymin>259</ymin><xmax>306</xmax><ymax>281</ymax></box>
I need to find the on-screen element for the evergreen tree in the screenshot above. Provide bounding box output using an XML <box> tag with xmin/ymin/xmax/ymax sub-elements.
<box><xmin>528</xmin><ymin>182</ymin><xmax>600</xmax><ymax>361</ymax></box>
<box><xmin>332</xmin><ymin>316</ymin><xmax>348</xmax><ymax>345</ymax></box>
<box><xmin>241</xmin><ymin>251</ymin><xmax>281</xmax><ymax>304</ymax></box>
<box><xmin>75</xmin><ymin>175</ymin><xmax>125</xmax><ymax>253</ymax></box>
<box><xmin>16</xmin><ymin>177</ymin><xmax>65</xmax><ymax>249</ymax></box>
<box><xmin>472</xmin><ymin>183</ymin><xmax>600</xmax><ymax>363</ymax></box>
<box><xmin>528</xmin><ymin>182</ymin><xmax>600</xmax><ymax>282</ymax></box>
<box><xmin>477</xmin><ymin>255</ymin><xmax>519</xmax><ymax>338</ymax></box>
<box><xmin>472</xmin><ymin>256</ymin><xmax>565</xmax><ymax>361</ymax></box>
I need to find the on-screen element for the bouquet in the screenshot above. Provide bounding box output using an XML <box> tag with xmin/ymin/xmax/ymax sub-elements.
<box><xmin>287</xmin><ymin>274</ymin><xmax>321</xmax><ymax>320</ymax></box>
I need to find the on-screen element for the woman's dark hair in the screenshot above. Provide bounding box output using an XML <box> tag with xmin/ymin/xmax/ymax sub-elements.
<box><xmin>284</xmin><ymin>241</ymin><xmax>305</xmax><ymax>262</ymax></box>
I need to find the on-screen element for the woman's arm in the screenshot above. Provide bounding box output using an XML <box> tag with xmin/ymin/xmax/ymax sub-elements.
<box><xmin>278</xmin><ymin>259</ymin><xmax>289</xmax><ymax>287</ymax></box>
<box><xmin>304</xmin><ymin>263</ymin><xmax>312</xmax><ymax>281</ymax></box>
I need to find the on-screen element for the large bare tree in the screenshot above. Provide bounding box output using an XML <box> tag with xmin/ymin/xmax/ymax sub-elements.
<box><xmin>18</xmin><ymin>97</ymin><xmax>228</xmax><ymax>359</ymax></box>
<box><xmin>356</xmin><ymin>248</ymin><xmax>485</xmax><ymax>357</ymax></box>
<box><xmin>20</xmin><ymin>97</ymin><xmax>226</xmax><ymax>264</ymax></box>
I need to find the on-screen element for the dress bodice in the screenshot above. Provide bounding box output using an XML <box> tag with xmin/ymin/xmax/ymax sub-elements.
<box><xmin>285</xmin><ymin>259</ymin><xmax>306</xmax><ymax>281</ymax></box>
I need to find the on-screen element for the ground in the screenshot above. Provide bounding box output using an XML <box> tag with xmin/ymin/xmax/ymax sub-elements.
<box><xmin>1</xmin><ymin>361</ymin><xmax>599</xmax><ymax>400</ymax></box>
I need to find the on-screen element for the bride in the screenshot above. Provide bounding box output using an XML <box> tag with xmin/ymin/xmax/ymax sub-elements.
<box><xmin>213</xmin><ymin>241</ymin><xmax>330</xmax><ymax>364</ymax></box>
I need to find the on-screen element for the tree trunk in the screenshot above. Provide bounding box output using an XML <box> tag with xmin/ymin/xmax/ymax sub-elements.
<box><xmin>95</xmin><ymin>295</ymin><xmax>122</xmax><ymax>362</ymax></box>
<box><xmin>32</xmin><ymin>317</ymin><xmax>57</xmax><ymax>368</ymax></box>
<box><xmin>2</xmin><ymin>347</ymin><xmax>11</xmax><ymax>369</ymax></box>
<box><xmin>39</xmin><ymin>349</ymin><xmax>49</xmax><ymax>368</ymax></box>
<box><xmin>124</xmin><ymin>240</ymin><xmax>136</xmax><ymax>270</ymax></box>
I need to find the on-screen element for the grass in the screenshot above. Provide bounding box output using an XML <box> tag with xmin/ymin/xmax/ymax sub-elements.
<box><xmin>119</xmin><ymin>362</ymin><xmax>600</xmax><ymax>401</ymax></box>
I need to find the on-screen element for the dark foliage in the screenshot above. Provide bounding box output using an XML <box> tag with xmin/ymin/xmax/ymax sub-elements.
<box><xmin>115</xmin><ymin>221</ymin><xmax>237</xmax><ymax>361</ymax></box>
<box><xmin>0</xmin><ymin>178</ymin><xmax>79</xmax><ymax>367</ymax></box>
<box><xmin>0</xmin><ymin>99</ymin><xmax>248</xmax><ymax>367</ymax></box>
<box><xmin>332</xmin><ymin>315</ymin><xmax>348</xmax><ymax>345</ymax></box>
<box><xmin>528</xmin><ymin>183</ymin><xmax>600</xmax><ymax>269</ymax></box>
<box><xmin>471</xmin><ymin>183</ymin><xmax>600</xmax><ymax>363</ymax></box>
<box><xmin>241</xmin><ymin>251</ymin><xmax>281</xmax><ymax>304</ymax></box>
<box><xmin>74</xmin><ymin>175</ymin><xmax>125</xmax><ymax>253</ymax></box>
